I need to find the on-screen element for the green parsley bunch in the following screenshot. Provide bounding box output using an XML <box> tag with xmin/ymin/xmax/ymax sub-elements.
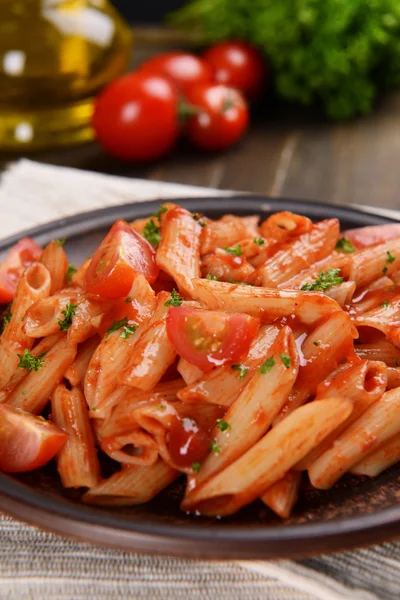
<box><xmin>171</xmin><ymin>0</ymin><xmax>400</xmax><ymax>120</ymax></box>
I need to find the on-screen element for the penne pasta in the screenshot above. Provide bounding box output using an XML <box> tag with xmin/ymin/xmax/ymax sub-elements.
<box><xmin>309</xmin><ymin>387</ymin><xmax>400</xmax><ymax>489</ymax></box>
<box><xmin>260</xmin><ymin>211</ymin><xmax>312</xmax><ymax>245</ymax></box>
<box><xmin>200</xmin><ymin>215</ymin><xmax>259</xmax><ymax>256</ymax></box>
<box><xmin>201</xmin><ymin>250</ymin><xmax>255</xmax><ymax>283</ymax></box>
<box><xmin>52</xmin><ymin>384</ymin><xmax>100</xmax><ymax>488</ymax></box>
<box><xmin>177</xmin><ymin>358</ymin><xmax>205</xmax><ymax>385</ymax></box>
<box><xmin>355</xmin><ymin>295</ymin><xmax>400</xmax><ymax>348</ymax></box>
<box><xmin>355</xmin><ymin>339</ymin><xmax>400</xmax><ymax>366</ymax></box>
<box><xmin>40</xmin><ymin>240</ymin><xmax>69</xmax><ymax>294</ymax></box>
<box><xmin>348</xmin><ymin>237</ymin><xmax>400</xmax><ymax>288</ymax></box>
<box><xmin>260</xmin><ymin>470</ymin><xmax>302</xmax><ymax>519</ymax></box>
<box><xmin>325</xmin><ymin>281</ymin><xmax>356</xmax><ymax>308</ymax></box>
<box><xmin>64</xmin><ymin>336</ymin><xmax>100</xmax><ymax>388</ymax></box>
<box><xmin>83</xmin><ymin>460</ymin><xmax>179</xmax><ymax>506</ymax></box>
<box><xmin>182</xmin><ymin>397</ymin><xmax>352</xmax><ymax>516</ymax></box>
<box><xmin>351</xmin><ymin>435</ymin><xmax>400</xmax><ymax>477</ymax></box>
<box><xmin>23</xmin><ymin>291</ymin><xmax>82</xmax><ymax>338</ymax></box>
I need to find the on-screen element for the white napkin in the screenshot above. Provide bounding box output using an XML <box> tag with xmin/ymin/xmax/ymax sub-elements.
<box><xmin>0</xmin><ymin>159</ymin><xmax>398</xmax><ymax>600</ymax></box>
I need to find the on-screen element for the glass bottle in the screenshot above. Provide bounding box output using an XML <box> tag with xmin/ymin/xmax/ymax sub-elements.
<box><xmin>0</xmin><ymin>0</ymin><xmax>132</xmax><ymax>150</ymax></box>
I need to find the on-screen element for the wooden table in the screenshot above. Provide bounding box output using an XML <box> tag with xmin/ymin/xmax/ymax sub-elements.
<box><xmin>2</xmin><ymin>33</ymin><xmax>400</xmax><ymax>212</ymax></box>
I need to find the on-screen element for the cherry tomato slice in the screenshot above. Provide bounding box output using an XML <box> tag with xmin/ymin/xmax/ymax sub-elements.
<box><xmin>203</xmin><ymin>40</ymin><xmax>266</xmax><ymax>102</ymax></box>
<box><xmin>84</xmin><ymin>220</ymin><xmax>159</xmax><ymax>299</ymax></box>
<box><xmin>0</xmin><ymin>405</ymin><xmax>67</xmax><ymax>473</ymax></box>
<box><xmin>166</xmin><ymin>306</ymin><xmax>260</xmax><ymax>371</ymax></box>
<box><xmin>92</xmin><ymin>73</ymin><xmax>180</xmax><ymax>162</ymax></box>
<box><xmin>0</xmin><ymin>237</ymin><xmax>42</xmax><ymax>304</ymax></box>
<box><xmin>139</xmin><ymin>52</ymin><xmax>213</xmax><ymax>96</ymax></box>
<box><xmin>168</xmin><ymin>416</ymin><xmax>210</xmax><ymax>469</ymax></box>
<box><xmin>185</xmin><ymin>83</ymin><xmax>249</xmax><ymax>151</ymax></box>
<box><xmin>344</xmin><ymin>224</ymin><xmax>400</xmax><ymax>249</ymax></box>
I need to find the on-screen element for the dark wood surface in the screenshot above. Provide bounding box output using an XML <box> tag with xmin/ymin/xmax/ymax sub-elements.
<box><xmin>1</xmin><ymin>34</ymin><xmax>400</xmax><ymax>212</ymax></box>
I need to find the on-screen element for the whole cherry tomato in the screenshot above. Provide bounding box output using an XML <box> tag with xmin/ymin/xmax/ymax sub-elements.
<box><xmin>0</xmin><ymin>238</ymin><xmax>42</xmax><ymax>304</ymax></box>
<box><xmin>203</xmin><ymin>41</ymin><xmax>266</xmax><ymax>102</ymax></box>
<box><xmin>185</xmin><ymin>83</ymin><xmax>249</xmax><ymax>151</ymax></box>
<box><xmin>92</xmin><ymin>73</ymin><xmax>180</xmax><ymax>161</ymax></box>
<box><xmin>139</xmin><ymin>52</ymin><xmax>213</xmax><ymax>96</ymax></box>
<box><xmin>84</xmin><ymin>220</ymin><xmax>159</xmax><ymax>299</ymax></box>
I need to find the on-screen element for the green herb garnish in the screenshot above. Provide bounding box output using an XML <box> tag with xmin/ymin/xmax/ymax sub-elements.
<box><xmin>153</xmin><ymin>206</ymin><xmax>168</xmax><ymax>221</ymax></box>
<box><xmin>156</xmin><ymin>404</ymin><xmax>166</xmax><ymax>411</ymax></box>
<box><xmin>313</xmin><ymin>341</ymin><xmax>319</xmax><ymax>346</ymax></box>
<box><xmin>301</xmin><ymin>268</ymin><xmax>344</xmax><ymax>292</ymax></box>
<box><xmin>216</xmin><ymin>419</ymin><xmax>231</xmax><ymax>432</ymax></box>
<box><xmin>164</xmin><ymin>289</ymin><xmax>184</xmax><ymax>307</ymax></box>
<box><xmin>105</xmin><ymin>318</ymin><xmax>128</xmax><ymax>338</ymax></box>
<box><xmin>66</xmin><ymin>263</ymin><xmax>77</xmax><ymax>282</ymax></box>
<box><xmin>227</xmin><ymin>279</ymin><xmax>255</xmax><ymax>286</ymax></box>
<box><xmin>335</xmin><ymin>237</ymin><xmax>355</xmax><ymax>253</ymax></box>
<box><xmin>387</xmin><ymin>251</ymin><xmax>396</xmax><ymax>264</ymax></box>
<box><xmin>383</xmin><ymin>265</ymin><xmax>388</xmax><ymax>275</ymax></box>
<box><xmin>258</xmin><ymin>357</ymin><xmax>275</xmax><ymax>374</ymax></box>
<box><xmin>125</xmin><ymin>297</ymin><xmax>132</xmax><ymax>304</ymax></box>
<box><xmin>253</xmin><ymin>237</ymin><xmax>265</xmax><ymax>246</ymax></box>
<box><xmin>21</xmin><ymin>390</ymin><xmax>28</xmax><ymax>396</ymax></box>
<box><xmin>210</xmin><ymin>441</ymin><xmax>221</xmax><ymax>454</ymax></box>
<box><xmin>231</xmin><ymin>364</ymin><xmax>249</xmax><ymax>380</ymax></box>
<box><xmin>58</xmin><ymin>303</ymin><xmax>77</xmax><ymax>332</ymax></box>
<box><xmin>192</xmin><ymin>461</ymin><xmax>201</xmax><ymax>473</ymax></box>
<box><xmin>193</xmin><ymin>213</ymin><xmax>206</xmax><ymax>227</ymax></box>
<box><xmin>206</xmin><ymin>273</ymin><xmax>220</xmax><ymax>281</ymax></box>
<box><xmin>120</xmin><ymin>323</ymin><xmax>138</xmax><ymax>339</ymax></box>
<box><xmin>224</xmin><ymin>245</ymin><xmax>242</xmax><ymax>256</ymax></box>
<box><xmin>17</xmin><ymin>349</ymin><xmax>45</xmax><ymax>372</ymax></box>
<box><xmin>143</xmin><ymin>219</ymin><xmax>161</xmax><ymax>246</ymax></box>
<box><xmin>280</xmin><ymin>353</ymin><xmax>291</xmax><ymax>368</ymax></box>
<box><xmin>381</xmin><ymin>301</ymin><xmax>390</xmax><ymax>308</ymax></box>
<box><xmin>55</xmin><ymin>238</ymin><xmax>66</xmax><ymax>247</ymax></box>
<box><xmin>1</xmin><ymin>304</ymin><xmax>12</xmax><ymax>332</ymax></box>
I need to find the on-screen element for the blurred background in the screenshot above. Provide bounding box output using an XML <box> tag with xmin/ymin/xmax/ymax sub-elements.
<box><xmin>112</xmin><ymin>1</ymin><xmax>186</xmax><ymax>22</ymax></box>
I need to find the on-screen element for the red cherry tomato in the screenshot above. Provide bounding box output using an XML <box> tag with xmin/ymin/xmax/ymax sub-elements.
<box><xmin>139</xmin><ymin>52</ymin><xmax>213</xmax><ymax>96</ymax></box>
<box><xmin>0</xmin><ymin>238</ymin><xmax>42</xmax><ymax>304</ymax></box>
<box><xmin>0</xmin><ymin>405</ymin><xmax>67</xmax><ymax>473</ymax></box>
<box><xmin>203</xmin><ymin>41</ymin><xmax>266</xmax><ymax>102</ymax></box>
<box><xmin>168</xmin><ymin>416</ymin><xmax>210</xmax><ymax>468</ymax></box>
<box><xmin>185</xmin><ymin>83</ymin><xmax>249</xmax><ymax>151</ymax></box>
<box><xmin>344</xmin><ymin>224</ymin><xmax>400</xmax><ymax>249</ymax></box>
<box><xmin>166</xmin><ymin>305</ymin><xmax>260</xmax><ymax>371</ymax></box>
<box><xmin>92</xmin><ymin>73</ymin><xmax>180</xmax><ymax>162</ymax></box>
<box><xmin>84</xmin><ymin>220</ymin><xmax>159</xmax><ymax>299</ymax></box>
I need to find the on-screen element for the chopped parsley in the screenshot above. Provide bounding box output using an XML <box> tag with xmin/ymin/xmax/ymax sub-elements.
<box><xmin>153</xmin><ymin>206</ymin><xmax>167</xmax><ymax>221</ymax></box>
<box><xmin>301</xmin><ymin>268</ymin><xmax>344</xmax><ymax>292</ymax></box>
<box><xmin>216</xmin><ymin>419</ymin><xmax>231</xmax><ymax>432</ymax></box>
<box><xmin>210</xmin><ymin>441</ymin><xmax>221</xmax><ymax>454</ymax></box>
<box><xmin>192</xmin><ymin>461</ymin><xmax>201</xmax><ymax>473</ymax></box>
<box><xmin>1</xmin><ymin>304</ymin><xmax>12</xmax><ymax>332</ymax></box>
<box><xmin>224</xmin><ymin>244</ymin><xmax>242</xmax><ymax>256</ymax></box>
<box><xmin>17</xmin><ymin>349</ymin><xmax>45</xmax><ymax>372</ymax></box>
<box><xmin>120</xmin><ymin>323</ymin><xmax>138</xmax><ymax>339</ymax></box>
<box><xmin>156</xmin><ymin>403</ymin><xmax>166</xmax><ymax>411</ymax></box>
<box><xmin>231</xmin><ymin>364</ymin><xmax>249</xmax><ymax>380</ymax></box>
<box><xmin>66</xmin><ymin>263</ymin><xmax>77</xmax><ymax>282</ymax></box>
<box><xmin>258</xmin><ymin>357</ymin><xmax>275</xmax><ymax>374</ymax></box>
<box><xmin>253</xmin><ymin>237</ymin><xmax>265</xmax><ymax>246</ymax></box>
<box><xmin>125</xmin><ymin>297</ymin><xmax>132</xmax><ymax>304</ymax></box>
<box><xmin>105</xmin><ymin>318</ymin><xmax>138</xmax><ymax>339</ymax></box>
<box><xmin>58</xmin><ymin>303</ymin><xmax>77</xmax><ymax>332</ymax></box>
<box><xmin>164</xmin><ymin>289</ymin><xmax>184</xmax><ymax>307</ymax></box>
<box><xmin>335</xmin><ymin>237</ymin><xmax>355</xmax><ymax>253</ymax></box>
<box><xmin>280</xmin><ymin>353</ymin><xmax>291</xmax><ymax>368</ymax></box>
<box><xmin>143</xmin><ymin>219</ymin><xmax>161</xmax><ymax>246</ymax></box>
<box><xmin>387</xmin><ymin>251</ymin><xmax>396</xmax><ymax>263</ymax></box>
<box><xmin>313</xmin><ymin>341</ymin><xmax>319</xmax><ymax>346</ymax></box>
<box><xmin>227</xmin><ymin>279</ymin><xmax>255</xmax><ymax>286</ymax></box>
<box><xmin>380</xmin><ymin>301</ymin><xmax>390</xmax><ymax>308</ymax></box>
<box><xmin>193</xmin><ymin>213</ymin><xmax>207</xmax><ymax>227</ymax></box>
<box><xmin>383</xmin><ymin>265</ymin><xmax>388</xmax><ymax>275</ymax></box>
<box><xmin>21</xmin><ymin>390</ymin><xmax>28</xmax><ymax>396</ymax></box>
<box><xmin>55</xmin><ymin>238</ymin><xmax>66</xmax><ymax>247</ymax></box>
<box><xmin>206</xmin><ymin>273</ymin><xmax>220</xmax><ymax>281</ymax></box>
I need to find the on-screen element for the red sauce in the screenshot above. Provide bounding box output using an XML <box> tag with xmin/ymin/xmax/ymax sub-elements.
<box><xmin>168</xmin><ymin>416</ymin><xmax>210</xmax><ymax>468</ymax></box>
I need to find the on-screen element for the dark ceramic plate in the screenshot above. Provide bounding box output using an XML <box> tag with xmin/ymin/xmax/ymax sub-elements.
<box><xmin>1</xmin><ymin>195</ymin><xmax>400</xmax><ymax>559</ymax></box>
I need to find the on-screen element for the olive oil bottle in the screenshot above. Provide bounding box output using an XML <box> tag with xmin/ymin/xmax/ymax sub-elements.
<box><xmin>0</xmin><ymin>0</ymin><xmax>132</xmax><ymax>150</ymax></box>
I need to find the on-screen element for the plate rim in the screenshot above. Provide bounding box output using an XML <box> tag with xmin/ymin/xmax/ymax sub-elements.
<box><xmin>1</xmin><ymin>194</ymin><xmax>400</xmax><ymax>559</ymax></box>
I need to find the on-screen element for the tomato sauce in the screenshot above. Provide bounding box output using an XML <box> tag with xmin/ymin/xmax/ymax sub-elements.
<box><xmin>168</xmin><ymin>415</ymin><xmax>210</xmax><ymax>468</ymax></box>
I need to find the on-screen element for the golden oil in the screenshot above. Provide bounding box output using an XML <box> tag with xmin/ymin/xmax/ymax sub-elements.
<box><xmin>0</xmin><ymin>0</ymin><xmax>132</xmax><ymax>150</ymax></box>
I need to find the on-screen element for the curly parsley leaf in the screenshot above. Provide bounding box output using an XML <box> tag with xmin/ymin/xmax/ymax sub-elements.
<box><xmin>224</xmin><ymin>244</ymin><xmax>242</xmax><ymax>256</ymax></box>
<box><xmin>206</xmin><ymin>273</ymin><xmax>220</xmax><ymax>281</ymax></box>
<box><xmin>216</xmin><ymin>419</ymin><xmax>231</xmax><ymax>432</ymax></box>
<box><xmin>105</xmin><ymin>318</ymin><xmax>128</xmax><ymax>338</ymax></box>
<box><xmin>301</xmin><ymin>268</ymin><xmax>344</xmax><ymax>292</ymax></box>
<box><xmin>193</xmin><ymin>213</ymin><xmax>207</xmax><ymax>227</ymax></box>
<box><xmin>258</xmin><ymin>357</ymin><xmax>275</xmax><ymax>374</ymax></box>
<box><xmin>380</xmin><ymin>300</ymin><xmax>390</xmax><ymax>307</ymax></box>
<box><xmin>55</xmin><ymin>238</ymin><xmax>66</xmax><ymax>247</ymax></box>
<box><xmin>1</xmin><ymin>303</ymin><xmax>12</xmax><ymax>332</ymax></box>
<box><xmin>387</xmin><ymin>251</ymin><xmax>396</xmax><ymax>264</ymax></box>
<box><xmin>58</xmin><ymin>303</ymin><xmax>78</xmax><ymax>332</ymax></box>
<box><xmin>153</xmin><ymin>206</ymin><xmax>168</xmax><ymax>221</ymax></box>
<box><xmin>17</xmin><ymin>349</ymin><xmax>45</xmax><ymax>372</ymax></box>
<box><xmin>192</xmin><ymin>461</ymin><xmax>201</xmax><ymax>473</ymax></box>
<box><xmin>120</xmin><ymin>323</ymin><xmax>138</xmax><ymax>339</ymax></box>
<box><xmin>231</xmin><ymin>364</ymin><xmax>249</xmax><ymax>380</ymax></box>
<box><xmin>280</xmin><ymin>353</ymin><xmax>291</xmax><ymax>368</ymax></box>
<box><xmin>253</xmin><ymin>237</ymin><xmax>265</xmax><ymax>246</ymax></box>
<box><xmin>210</xmin><ymin>441</ymin><xmax>221</xmax><ymax>454</ymax></box>
<box><xmin>143</xmin><ymin>219</ymin><xmax>161</xmax><ymax>246</ymax></box>
<box><xmin>164</xmin><ymin>289</ymin><xmax>184</xmax><ymax>307</ymax></box>
<box><xmin>66</xmin><ymin>263</ymin><xmax>77</xmax><ymax>282</ymax></box>
<box><xmin>335</xmin><ymin>237</ymin><xmax>355</xmax><ymax>253</ymax></box>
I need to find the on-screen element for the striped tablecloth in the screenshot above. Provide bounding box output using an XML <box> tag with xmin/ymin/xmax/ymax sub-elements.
<box><xmin>0</xmin><ymin>159</ymin><xmax>399</xmax><ymax>600</ymax></box>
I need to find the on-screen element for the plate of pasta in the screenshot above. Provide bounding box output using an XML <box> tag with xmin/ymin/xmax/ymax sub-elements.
<box><xmin>0</xmin><ymin>195</ymin><xmax>400</xmax><ymax>559</ymax></box>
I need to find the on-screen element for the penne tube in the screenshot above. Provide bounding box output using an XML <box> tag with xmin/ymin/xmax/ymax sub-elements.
<box><xmin>201</xmin><ymin>251</ymin><xmax>255</xmax><ymax>283</ymax></box>
<box><xmin>156</xmin><ymin>206</ymin><xmax>201</xmax><ymax>296</ymax></box>
<box><xmin>191</xmin><ymin>279</ymin><xmax>343</xmax><ymax>326</ymax></box>
<box><xmin>82</xmin><ymin>460</ymin><xmax>179</xmax><ymax>506</ymax></box>
<box><xmin>281</xmin><ymin>254</ymin><xmax>350</xmax><ymax>289</ymax></box>
<box><xmin>274</xmin><ymin>310</ymin><xmax>356</xmax><ymax>422</ymax></box>
<box><xmin>200</xmin><ymin>215</ymin><xmax>259</xmax><ymax>256</ymax></box>
<box><xmin>64</xmin><ymin>335</ymin><xmax>100</xmax><ymax>387</ymax></box>
<box><xmin>189</xmin><ymin>327</ymin><xmax>299</xmax><ymax>488</ymax></box>
<box><xmin>252</xmin><ymin>219</ymin><xmax>339</xmax><ymax>287</ymax></box>
<box><xmin>177</xmin><ymin>358</ymin><xmax>205</xmax><ymax>385</ymax></box>
<box><xmin>52</xmin><ymin>385</ymin><xmax>100</xmax><ymax>488</ymax></box>
<box><xmin>70</xmin><ymin>258</ymin><xmax>90</xmax><ymax>288</ymax></box>
<box><xmin>100</xmin><ymin>429</ymin><xmax>159</xmax><ymax>466</ymax></box>
<box><xmin>7</xmin><ymin>336</ymin><xmax>77</xmax><ymax>414</ymax></box>
<box><xmin>24</xmin><ymin>292</ymin><xmax>82</xmax><ymax>338</ymax></box>
<box><xmin>325</xmin><ymin>281</ymin><xmax>356</xmax><ymax>308</ymax></box>
<box><xmin>40</xmin><ymin>240</ymin><xmax>68</xmax><ymax>294</ymax></box>
<box><xmin>348</xmin><ymin>237</ymin><xmax>400</xmax><ymax>288</ymax></box>
<box><xmin>387</xmin><ymin>367</ymin><xmax>400</xmax><ymax>390</ymax></box>
<box><xmin>0</xmin><ymin>263</ymin><xmax>51</xmax><ymax>389</ymax></box>
<box><xmin>260</xmin><ymin>470</ymin><xmax>302</xmax><ymax>519</ymax></box>
<box><xmin>84</xmin><ymin>275</ymin><xmax>156</xmax><ymax>410</ymax></box>
<box><xmin>296</xmin><ymin>360</ymin><xmax>387</xmax><ymax>470</ymax></box>
<box><xmin>351</xmin><ymin>435</ymin><xmax>400</xmax><ymax>477</ymax></box>
<box><xmin>309</xmin><ymin>387</ymin><xmax>400</xmax><ymax>489</ymax></box>
<box><xmin>67</xmin><ymin>295</ymin><xmax>112</xmax><ymax>345</ymax></box>
<box><xmin>355</xmin><ymin>340</ymin><xmax>400</xmax><ymax>366</ymax></box>
<box><xmin>355</xmin><ymin>295</ymin><xmax>400</xmax><ymax>348</ymax></box>
<box><xmin>181</xmin><ymin>397</ymin><xmax>352</xmax><ymax>516</ymax></box>
<box><xmin>367</xmin><ymin>276</ymin><xmax>395</xmax><ymax>292</ymax></box>
<box><xmin>260</xmin><ymin>211</ymin><xmax>312</xmax><ymax>246</ymax></box>
<box><xmin>177</xmin><ymin>325</ymin><xmax>280</xmax><ymax>406</ymax></box>
<box><xmin>121</xmin><ymin>292</ymin><xmax>176</xmax><ymax>392</ymax></box>
<box><xmin>0</xmin><ymin>333</ymin><xmax>64</xmax><ymax>403</ymax></box>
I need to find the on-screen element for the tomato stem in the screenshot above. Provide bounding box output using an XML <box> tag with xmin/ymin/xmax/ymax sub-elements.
<box><xmin>178</xmin><ymin>101</ymin><xmax>202</xmax><ymax>123</ymax></box>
